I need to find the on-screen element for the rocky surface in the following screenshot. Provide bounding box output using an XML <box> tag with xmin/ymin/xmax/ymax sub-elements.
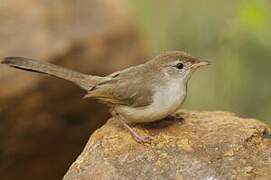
<box><xmin>64</xmin><ymin>110</ymin><xmax>271</xmax><ymax>180</ymax></box>
<box><xmin>0</xmin><ymin>1</ymin><xmax>148</xmax><ymax>180</ymax></box>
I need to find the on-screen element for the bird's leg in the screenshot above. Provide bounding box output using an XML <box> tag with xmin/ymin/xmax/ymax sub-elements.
<box><xmin>164</xmin><ymin>115</ymin><xmax>184</xmax><ymax>123</ymax></box>
<box><xmin>112</xmin><ymin>111</ymin><xmax>153</xmax><ymax>143</ymax></box>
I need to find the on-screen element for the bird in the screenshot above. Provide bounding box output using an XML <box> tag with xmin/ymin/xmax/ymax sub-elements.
<box><xmin>1</xmin><ymin>51</ymin><xmax>210</xmax><ymax>143</ymax></box>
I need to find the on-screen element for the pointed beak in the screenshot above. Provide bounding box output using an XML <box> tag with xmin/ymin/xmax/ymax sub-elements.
<box><xmin>191</xmin><ymin>61</ymin><xmax>211</xmax><ymax>69</ymax></box>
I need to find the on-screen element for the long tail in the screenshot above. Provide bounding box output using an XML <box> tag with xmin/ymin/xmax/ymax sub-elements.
<box><xmin>1</xmin><ymin>57</ymin><xmax>101</xmax><ymax>91</ymax></box>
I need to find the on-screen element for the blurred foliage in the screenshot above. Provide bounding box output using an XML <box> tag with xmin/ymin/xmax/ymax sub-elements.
<box><xmin>128</xmin><ymin>0</ymin><xmax>271</xmax><ymax>122</ymax></box>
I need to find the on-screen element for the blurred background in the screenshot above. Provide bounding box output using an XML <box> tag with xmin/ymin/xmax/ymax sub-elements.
<box><xmin>0</xmin><ymin>0</ymin><xmax>270</xmax><ymax>179</ymax></box>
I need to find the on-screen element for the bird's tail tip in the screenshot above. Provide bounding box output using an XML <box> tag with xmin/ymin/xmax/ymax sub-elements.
<box><xmin>1</xmin><ymin>57</ymin><xmax>21</xmax><ymax>64</ymax></box>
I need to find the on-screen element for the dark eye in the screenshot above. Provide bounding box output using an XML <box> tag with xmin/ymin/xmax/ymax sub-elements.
<box><xmin>175</xmin><ymin>63</ymin><xmax>184</xmax><ymax>69</ymax></box>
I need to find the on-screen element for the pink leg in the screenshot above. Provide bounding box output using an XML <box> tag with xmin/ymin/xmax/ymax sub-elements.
<box><xmin>113</xmin><ymin>111</ymin><xmax>153</xmax><ymax>143</ymax></box>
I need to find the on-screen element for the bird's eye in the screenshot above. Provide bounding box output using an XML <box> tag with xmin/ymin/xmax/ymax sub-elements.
<box><xmin>175</xmin><ymin>63</ymin><xmax>184</xmax><ymax>70</ymax></box>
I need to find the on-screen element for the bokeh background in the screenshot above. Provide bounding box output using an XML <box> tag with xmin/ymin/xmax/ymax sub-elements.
<box><xmin>129</xmin><ymin>0</ymin><xmax>271</xmax><ymax>122</ymax></box>
<box><xmin>0</xmin><ymin>0</ymin><xmax>270</xmax><ymax>179</ymax></box>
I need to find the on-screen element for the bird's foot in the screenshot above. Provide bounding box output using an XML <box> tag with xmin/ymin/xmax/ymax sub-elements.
<box><xmin>164</xmin><ymin>115</ymin><xmax>184</xmax><ymax>123</ymax></box>
<box><xmin>112</xmin><ymin>111</ymin><xmax>153</xmax><ymax>144</ymax></box>
<box><xmin>131</xmin><ymin>131</ymin><xmax>153</xmax><ymax>144</ymax></box>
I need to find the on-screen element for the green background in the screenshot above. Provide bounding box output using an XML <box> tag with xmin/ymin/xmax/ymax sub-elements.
<box><xmin>129</xmin><ymin>0</ymin><xmax>271</xmax><ymax>123</ymax></box>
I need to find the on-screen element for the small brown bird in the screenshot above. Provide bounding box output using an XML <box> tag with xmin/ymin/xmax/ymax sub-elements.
<box><xmin>1</xmin><ymin>51</ymin><xmax>209</xmax><ymax>143</ymax></box>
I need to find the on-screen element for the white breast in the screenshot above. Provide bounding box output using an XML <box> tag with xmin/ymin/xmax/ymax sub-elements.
<box><xmin>115</xmin><ymin>79</ymin><xmax>186</xmax><ymax>123</ymax></box>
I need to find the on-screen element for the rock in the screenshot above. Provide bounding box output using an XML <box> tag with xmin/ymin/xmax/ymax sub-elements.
<box><xmin>63</xmin><ymin>111</ymin><xmax>271</xmax><ymax>180</ymax></box>
<box><xmin>0</xmin><ymin>0</ymin><xmax>147</xmax><ymax>98</ymax></box>
<box><xmin>0</xmin><ymin>1</ymin><xmax>148</xmax><ymax>180</ymax></box>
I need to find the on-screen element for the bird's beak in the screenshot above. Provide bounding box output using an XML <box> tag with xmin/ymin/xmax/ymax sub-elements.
<box><xmin>191</xmin><ymin>61</ymin><xmax>211</xmax><ymax>69</ymax></box>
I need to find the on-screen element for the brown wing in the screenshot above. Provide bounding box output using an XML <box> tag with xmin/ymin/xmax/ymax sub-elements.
<box><xmin>84</xmin><ymin>64</ymin><xmax>154</xmax><ymax>107</ymax></box>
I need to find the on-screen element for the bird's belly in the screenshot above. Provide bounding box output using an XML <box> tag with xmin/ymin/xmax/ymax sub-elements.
<box><xmin>115</xmin><ymin>85</ymin><xmax>186</xmax><ymax>123</ymax></box>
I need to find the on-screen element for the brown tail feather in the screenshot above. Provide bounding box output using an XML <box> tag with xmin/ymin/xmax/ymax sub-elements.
<box><xmin>1</xmin><ymin>57</ymin><xmax>101</xmax><ymax>91</ymax></box>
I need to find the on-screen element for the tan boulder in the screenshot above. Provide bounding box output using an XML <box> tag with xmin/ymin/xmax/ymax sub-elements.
<box><xmin>64</xmin><ymin>111</ymin><xmax>271</xmax><ymax>180</ymax></box>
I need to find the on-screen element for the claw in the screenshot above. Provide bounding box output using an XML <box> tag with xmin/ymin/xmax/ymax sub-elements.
<box><xmin>112</xmin><ymin>110</ymin><xmax>154</xmax><ymax>144</ymax></box>
<box><xmin>134</xmin><ymin>134</ymin><xmax>153</xmax><ymax>144</ymax></box>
